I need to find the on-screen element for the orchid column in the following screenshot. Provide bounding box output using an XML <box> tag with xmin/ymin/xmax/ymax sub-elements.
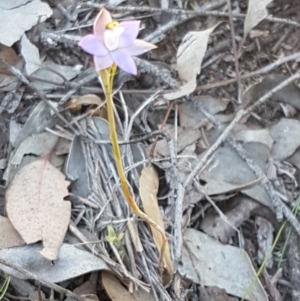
<box><xmin>79</xmin><ymin>9</ymin><xmax>168</xmax><ymax>270</ymax></box>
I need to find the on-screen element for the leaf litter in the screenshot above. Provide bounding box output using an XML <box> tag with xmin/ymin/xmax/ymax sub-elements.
<box><xmin>6</xmin><ymin>158</ymin><xmax>71</xmax><ymax>260</ymax></box>
<box><xmin>0</xmin><ymin>0</ymin><xmax>300</xmax><ymax>300</ymax></box>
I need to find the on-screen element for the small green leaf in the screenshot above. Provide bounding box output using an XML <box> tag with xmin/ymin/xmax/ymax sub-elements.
<box><xmin>107</xmin><ymin>226</ymin><xmax>116</xmax><ymax>239</ymax></box>
<box><xmin>105</xmin><ymin>236</ymin><xmax>115</xmax><ymax>243</ymax></box>
<box><xmin>117</xmin><ymin>232</ymin><xmax>124</xmax><ymax>242</ymax></box>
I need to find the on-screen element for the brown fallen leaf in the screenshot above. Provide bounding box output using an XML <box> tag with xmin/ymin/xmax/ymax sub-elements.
<box><xmin>0</xmin><ymin>215</ymin><xmax>25</xmax><ymax>248</ymax></box>
<box><xmin>0</xmin><ymin>43</ymin><xmax>19</xmax><ymax>74</ymax></box>
<box><xmin>139</xmin><ymin>166</ymin><xmax>174</xmax><ymax>276</ymax></box>
<box><xmin>66</xmin><ymin>94</ymin><xmax>107</xmax><ymax>118</ymax></box>
<box><xmin>102</xmin><ymin>271</ymin><xmax>155</xmax><ymax>301</ymax></box>
<box><xmin>6</xmin><ymin>159</ymin><xmax>71</xmax><ymax>260</ymax></box>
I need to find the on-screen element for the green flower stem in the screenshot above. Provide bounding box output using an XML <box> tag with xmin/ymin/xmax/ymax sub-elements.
<box><xmin>0</xmin><ymin>275</ymin><xmax>10</xmax><ymax>300</ymax></box>
<box><xmin>99</xmin><ymin>65</ymin><xmax>167</xmax><ymax>270</ymax></box>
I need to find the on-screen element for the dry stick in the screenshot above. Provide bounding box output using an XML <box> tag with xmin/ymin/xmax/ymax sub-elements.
<box><xmin>83</xmin><ymin>2</ymin><xmax>300</xmax><ymax>28</ymax></box>
<box><xmin>197</xmin><ymin>51</ymin><xmax>300</xmax><ymax>91</ymax></box>
<box><xmin>69</xmin><ymin>223</ymin><xmax>149</xmax><ymax>289</ymax></box>
<box><xmin>0</xmin><ymin>60</ymin><xmax>79</xmax><ymax>135</ymax></box>
<box><xmin>185</xmin><ymin>71</ymin><xmax>300</xmax><ymax>235</ymax></box>
<box><xmin>100</xmin><ymin>67</ymin><xmax>168</xmax><ymax>271</ymax></box>
<box><xmin>149</xmin><ymin>102</ymin><xmax>174</xmax><ymax>160</ymax></box>
<box><xmin>0</xmin><ymin>258</ymin><xmax>84</xmax><ymax>301</ymax></box>
<box><xmin>226</xmin><ymin>0</ymin><xmax>242</xmax><ymax>103</ymax></box>
<box><xmin>123</xmin><ymin>130</ymin><xmax>183</xmax><ymax>270</ymax></box>
<box><xmin>144</xmin><ymin>0</ymin><xmax>226</xmax><ymax>43</ymax></box>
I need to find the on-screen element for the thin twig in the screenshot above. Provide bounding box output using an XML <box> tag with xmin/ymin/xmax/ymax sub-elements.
<box><xmin>226</xmin><ymin>0</ymin><xmax>242</xmax><ymax>103</ymax></box>
<box><xmin>186</xmin><ymin>71</ymin><xmax>300</xmax><ymax>235</ymax></box>
<box><xmin>0</xmin><ymin>258</ymin><xmax>84</xmax><ymax>301</ymax></box>
<box><xmin>0</xmin><ymin>59</ymin><xmax>79</xmax><ymax>135</ymax></box>
<box><xmin>197</xmin><ymin>51</ymin><xmax>300</xmax><ymax>91</ymax></box>
<box><xmin>83</xmin><ymin>2</ymin><xmax>300</xmax><ymax>28</ymax></box>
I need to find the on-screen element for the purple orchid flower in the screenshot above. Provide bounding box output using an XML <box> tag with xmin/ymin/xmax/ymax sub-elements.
<box><xmin>79</xmin><ymin>8</ymin><xmax>157</xmax><ymax>75</ymax></box>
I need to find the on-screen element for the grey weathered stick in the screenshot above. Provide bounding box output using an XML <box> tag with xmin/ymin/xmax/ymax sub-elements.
<box><xmin>0</xmin><ymin>59</ymin><xmax>79</xmax><ymax>135</ymax></box>
<box><xmin>0</xmin><ymin>258</ymin><xmax>84</xmax><ymax>301</ymax></box>
<box><xmin>226</xmin><ymin>0</ymin><xmax>242</xmax><ymax>103</ymax></box>
<box><xmin>198</xmin><ymin>51</ymin><xmax>300</xmax><ymax>91</ymax></box>
<box><xmin>189</xmin><ymin>71</ymin><xmax>300</xmax><ymax>235</ymax></box>
<box><xmin>83</xmin><ymin>2</ymin><xmax>300</xmax><ymax>28</ymax></box>
<box><xmin>144</xmin><ymin>0</ymin><xmax>226</xmax><ymax>43</ymax></box>
<box><xmin>185</xmin><ymin>70</ymin><xmax>300</xmax><ymax>189</ymax></box>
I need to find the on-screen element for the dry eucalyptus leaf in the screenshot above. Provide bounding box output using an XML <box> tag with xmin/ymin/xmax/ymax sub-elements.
<box><xmin>179</xmin><ymin>96</ymin><xmax>229</xmax><ymax>129</ymax></box>
<box><xmin>180</xmin><ymin>228</ymin><xmax>268</xmax><ymax>301</ymax></box>
<box><xmin>102</xmin><ymin>271</ymin><xmax>156</xmax><ymax>301</ymax></box>
<box><xmin>0</xmin><ymin>0</ymin><xmax>53</xmax><ymax>46</ymax></box>
<box><xmin>67</xmin><ymin>94</ymin><xmax>104</xmax><ymax>108</ymax></box>
<box><xmin>200</xmin><ymin>196</ymin><xmax>261</xmax><ymax>243</ymax></box>
<box><xmin>233</xmin><ymin>128</ymin><xmax>273</xmax><ymax>149</ymax></box>
<box><xmin>31</xmin><ymin>61</ymin><xmax>82</xmax><ymax>91</ymax></box>
<box><xmin>199</xmin><ymin>137</ymin><xmax>274</xmax><ymax>211</ymax></box>
<box><xmin>11</xmin><ymin>132</ymin><xmax>58</xmax><ymax>165</ymax></box>
<box><xmin>13</xmin><ymin>101</ymin><xmax>58</xmax><ymax>148</ymax></box>
<box><xmin>66</xmin><ymin>94</ymin><xmax>107</xmax><ymax>118</ymax></box>
<box><xmin>164</xmin><ymin>24</ymin><xmax>220</xmax><ymax>101</ymax></box>
<box><xmin>0</xmin><ymin>215</ymin><xmax>25</xmax><ymax>248</ymax></box>
<box><xmin>153</xmin><ymin>124</ymin><xmax>201</xmax><ymax>158</ymax></box>
<box><xmin>20</xmin><ymin>33</ymin><xmax>41</xmax><ymax>75</ymax></box>
<box><xmin>200</xmin><ymin>173</ymin><xmax>263</xmax><ymax>197</ymax></box>
<box><xmin>10</xmin><ymin>277</ymin><xmax>45</xmax><ymax>301</ymax></box>
<box><xmin>270</xmin><ymin>118</ymin><xmax>300</xmax><ymax>161</ymax></box>
<box><xmin>65</xmin><ymin>135</ymin><xmax>90</xmax><ymax>199</ymax></box>
<box><xmin>0</xmin><ymin>243</ymin><xmax>109</xmax><ymax>282</ymax></box>
<box><xmin>243</xmin><ymin>0</ymin><xmax>273</xmax><ymax>39</ymax></box>
<box><xmin>164</xmin><ymin>79</ymin><xmax>196</xmax><ymax>101</ymax></box>
<box><xmin>243</xmin><ymin>74</ymin><xmax>300</xmax><ymax>110</ymax></box>
<box><xmin>177</xmin><ymin>24</ymin><xmax>221</xmax><ymax>83</ymax></box>
<box><xmin>287</xmin><ymin>146</ymin><xmax>300</xmax><ymax>170</ymax></box>
<box><xmin>6</xmin><ymin>159</ymin><xmax>71</xmax><ymax>260</ymax></box>
<box><xmin>139</xmin><ymin>166</ymin><xmax>173</xmax><ymax>275</ymax></box>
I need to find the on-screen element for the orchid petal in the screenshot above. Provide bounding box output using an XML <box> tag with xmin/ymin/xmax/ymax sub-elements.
<box><xmin>79</xmin><ymin>34</ymin><xmax>108</xmax><ymax>56</ymax></box>
<box><xmin>94</xmin><ymin>8</ymin><xmax>112</xmax><ymax>39</ymax></box>
<box><xmin>118</xmin><ymin>21</ymin><xmax>141</xmax><ymax>48</ymax></box>
<box><xmin>111</xmin><ymin>49</ymin><xmax>137</xmax><ymax>75</ymax></box>
<box><xmin>122</xmin><ymin>39</ymin><xmax>157</xmax><ymax>56</ymax></box>
<box><xmin>94</xmin><ymin>54</ymin><xmax>114</xmax><ymax>70</ymax></box>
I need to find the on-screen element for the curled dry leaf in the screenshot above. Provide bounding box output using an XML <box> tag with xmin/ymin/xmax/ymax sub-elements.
<box><xmin>0</xmin><ymin>243</ymin><xmax>109</xmax><ymax>282</ymax></box>
<box><xmin>6</xmin><ymin>159</ymin><xmax>71</xmax><ymax>260</ymax></box>
<box><xmin>102</xmin><ymin>271</ymin><xmax>156</xmax><ymax>301</ymax></box>
<box><xmin>181</xmin><ymin>228</ymin><xmax>268</xmax><ymax>301</ymax></box>
<box><xmin>139</xmin><ymin>166</ymin><xmax>174</xmax><ymax>276</ymax></box>
<box><xmin>164</xmin><ymin>23</ymin><xmax>221</xmax><ymax>101</ymax></box>
<box><xmin>243</xmin><ymin>0</ymin><xmax>273</xmax><ymax>41</ymax></box>
<box><xmin>66</xmin><ymin>94</ymin><xmax>107</xmax><ymax>118</ymax></box>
